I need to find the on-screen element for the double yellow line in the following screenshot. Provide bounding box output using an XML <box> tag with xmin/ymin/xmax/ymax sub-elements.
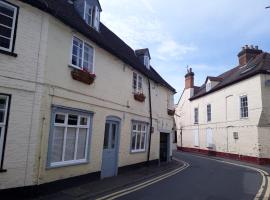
<box><xmin>96</xmin><ymin>160</ymin><xmax>190</xmax><ymax>200</ymax></box>
<box><xmin>188</xmin><ymin>154</ymin><xmax>270</xmax><ymax>200</ymax></box>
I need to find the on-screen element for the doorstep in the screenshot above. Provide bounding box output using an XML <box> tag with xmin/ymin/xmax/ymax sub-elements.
<box><xmin>33</xmin><ymin>160</ymin><xmax>182</xmax><ymax>200</ymax></box>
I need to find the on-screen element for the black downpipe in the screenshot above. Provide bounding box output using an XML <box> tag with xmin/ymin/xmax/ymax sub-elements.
<box><xmin>147</xmin><ymin>78</ymin><xmax>153</xmax><ymax>165</ymax></box>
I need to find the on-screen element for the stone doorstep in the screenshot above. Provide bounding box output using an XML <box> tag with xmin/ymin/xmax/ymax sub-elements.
<box><xmin>40</xmin><ymin>160</ymin><xmax>182</xmax><ymax>200</ymax></box>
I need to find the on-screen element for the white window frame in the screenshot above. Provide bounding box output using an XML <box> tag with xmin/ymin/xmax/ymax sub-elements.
<box><xmin>0</xmin><ymin>95</ymin><xmax>9</xmax><ymax>167</ymax></box>
<box><xmin>131</xmin><ymin>122</ymin><xmax>148</xmax><ymax>153</ymax></box>
<box><xmin>194</xmin><ymin>107</ymin><xmax>199</xmax><ymax>124</ymax></box>
<box><xmin>207</xmin><ymin>104</ymin><xmax>211</xmax><ymax>122</ymax></box>
<box><xmin>193</xmin><ymin>129</ymin><xmax>199</xmax><ymax>147</ymax></box>
<box><xmin>240</xmin><ymin>95</ymin><xmax>248</xmax><ymax>119</ymax></box>
<box><xmin>93</xmin><ymin>6</ymin><xmax>100</xmax><ymax>31</ymax></box>
<box><xmin>84</xmin><ymin>1</ymin><xmax>93</xmax><ymax>27</ymax></box>
<box><xmin>144</xmin><ymin>56</ymin><xmax>150</xmax><ymax>69</ymax></box>
<box><xmin>48</xmin><ymin>110</ymin><xmax>92</xmax><ymax>168</ymax></box>
<box><xmin>70</xmin><ymin>36</ymin><xmax>95</xmax><ymax>73</ymax></box>
<box><xmin>133</xmin><ymin>72</ymin><xmax>143</xmax><ymax>93</ymax></box>
<box><xmin>0</xmin><ymin>0</ymin><xmax>17</xmax><ymax>52</ymax></box>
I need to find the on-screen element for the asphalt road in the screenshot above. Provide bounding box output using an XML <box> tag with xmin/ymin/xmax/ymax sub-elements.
<box><xmin>116</xmin><ymin>151</ymin><xmax>263</xmax><ymax>200</ymax></box>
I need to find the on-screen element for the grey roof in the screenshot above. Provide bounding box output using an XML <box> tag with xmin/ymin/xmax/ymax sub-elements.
<box><xmin>21</xmin><ymin>0</ymin><xmax>176</xmax><ymax>93</ymax></box>
<box><xmin>190</xmin><ymin>52</ymin><xmax>270</xmax><ymax>100</ymax></box>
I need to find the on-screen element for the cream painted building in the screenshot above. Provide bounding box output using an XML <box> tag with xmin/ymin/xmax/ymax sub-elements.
<box><xmin>0</xmin><ymin>0</ymin><xmax>175</xmax><ymax>192</ymax></box>
<box><xmin>175</xmin><ymin>46</ymin><xmax>270</xmax><ymax>165</ymax></box>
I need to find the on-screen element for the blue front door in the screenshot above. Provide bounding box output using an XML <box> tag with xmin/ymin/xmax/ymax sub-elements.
<box><xmin>101</xmin><ymin>120</ymin><xmax>119</xmax><ymax>178</ymax></box>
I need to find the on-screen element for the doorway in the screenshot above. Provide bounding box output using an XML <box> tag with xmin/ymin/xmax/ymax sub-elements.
<box><xmin>160</xmin><ymin>132</ymin><xmax>170</xmax><ymax>162</ymax></box>
<box><xmin>101</xmin><ymin>117</ymin><xmax>120</xmax><ymax>178</ymax></box>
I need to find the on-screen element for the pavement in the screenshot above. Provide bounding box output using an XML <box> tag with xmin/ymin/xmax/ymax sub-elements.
<box><xmin>32</xmin><ymin>159</ymin><xmax>182</xmax><ymax>200</ymax></box>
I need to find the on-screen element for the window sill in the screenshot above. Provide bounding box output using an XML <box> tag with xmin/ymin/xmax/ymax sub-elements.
<box><xmin>0</xmin><ymin>169</ymin><xmax>7</xmax><ymax>173</ymax></box>
<box><xmin>130</xmin><ymin>149</ymin><xmax>146</xmax><ymax>154</ymax></box>
<box><xmin>47</xmin><ymin>160</ymin><xmax>89</xmax><ymax>169</ymax></box>
<box><xmin>0</xmin><ymin>49</ymin><xmax>17</xmax><ymax>57</ymax></box>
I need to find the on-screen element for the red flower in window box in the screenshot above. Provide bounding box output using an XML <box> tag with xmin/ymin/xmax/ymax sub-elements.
<box><xmin>71</xmin><ymin>68</ymin><xmax>96</xmax><ymax>85</ymax></box>
<box><xmin>134</xmin><ymin>92</ymin><xmax>146</xmax><ymax>102</ymax></box>
<box><xmin>167</xmin><ymin>109</ymin><xmax>175</xmax><ymax>116</ymax></box>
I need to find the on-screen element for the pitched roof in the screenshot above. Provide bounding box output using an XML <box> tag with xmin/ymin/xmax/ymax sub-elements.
<box><xmin>20</xmin><ymin>0</ymin><xmax>176</xmax><ymax>93</ymax></box>
<box><xmin>190</xmin><ymin>52</ymin><xmax>270</xmax><ymax>100</ymax></box>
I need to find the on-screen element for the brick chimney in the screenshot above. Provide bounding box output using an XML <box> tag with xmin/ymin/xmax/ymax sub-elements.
<box><xmin>185</xmin><ymin>68</ymin><xmax>194</xmax><ymax>89</ymax></box>
<box><xmin>238</xmin><ymin>45</ymin><xmax>263</xmax><ymax>66</ymax></box>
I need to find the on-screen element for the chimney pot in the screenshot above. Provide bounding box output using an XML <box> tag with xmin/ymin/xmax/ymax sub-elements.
<box><xmin>238</xmin><ymin>45</ymin><xmax>262</xmax><ymax>66</ymax></box>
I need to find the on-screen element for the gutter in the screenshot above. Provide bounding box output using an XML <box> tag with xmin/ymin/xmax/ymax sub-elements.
<box><xmin>147</xmin><ymin>78</ymin><xmax>153</xmax><ymax>164</ymax></box>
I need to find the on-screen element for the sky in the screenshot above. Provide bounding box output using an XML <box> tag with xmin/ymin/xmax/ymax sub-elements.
<box><xmin>99</xmin><ymin>0</ymin><xmax>270</xmax><ymax>102</ymax></box>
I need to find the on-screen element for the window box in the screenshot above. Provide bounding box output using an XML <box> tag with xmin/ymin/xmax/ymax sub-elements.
<box><xmin>71</xmin><ymin>68</ymin><xmax>96</xmax><ymax>85</ymax></box>
<box><xmin>167</xmin><ymin>109</ymin><xmax>175</xmax><ymax>116</ymax></box>
<box><xmin>134</xmin><ymin>92</ymin><xmax>146</xmax><ymax>102</ymax></box>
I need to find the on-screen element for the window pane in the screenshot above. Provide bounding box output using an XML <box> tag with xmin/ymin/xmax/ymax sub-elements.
<box><xmin>0</xmin><ymin>36</ymin><xmax>10</xmax><ymax>49</ymax></box>
<box><xmin>0</xmin><ymin>26</ymin><xmax>12</xmax><ymax>38</ymax></box>
<box><xmin>0</xmin><ymin>97</ymin><xmax>7</xmax><ymax>109</ymax></box>
<box><xmin>138</xmin><ymin>124</ymin><xmax>141</xmax><ymax>131</ymax></box>
<box><xmin>141</xmin><ymin>133</ymin><xmax>145</xmax><ymax>149</ymax></box>
<box><xmin>55</xmin><ymin>114</ymin><xmax>65</xmax><ymax>124</ymax></box>
<box><xmin>136</xmin><ymin>133</ymin><xmax>141</xmax><ymax>150</ymax></box>
<box><xmin>76</xmin><ymin>128</ymin><xmax>87</xmax><ymax>159</ymax></box>
<box><xmin>133</xmin><ymin>73</ymin><xmax>137</xmax><ymax>89</ymax></box>
<box><xmin>51</xmin><ymin>127</ymin><xmax>64</xmax><ymax>163</ymax></box>
<box><xmin>0</xmin><ymin>14</ymin><xmax>13</xmax><ymax>27</ymax></box>
<box><xmin>0</xmin><ymin>111</ymin><xmax>4</xmax><ymax>123</ymax></box>
<box><xmin>138</xmin><ymin>76</ymin><xmax>142</xmax><ymax>90</ymax></box>
<box><xmin>103</xmin><ymin>123</ymin><xmax>110</xmax><ymax>149</ymax></box>
<box><xmin>111</xmin><ymin>124</ymin><xmax>116</xmax><ymax>149</ymax></box>
<box><xmin>64</xmin><ymin>128</ymin><xmax>76</xmax><ymax>161</ymax></box>
<box><xmin>80</xmin><ymin>117</ymin><xmax>88</xmax><ymax>125</ymax></box>
<box><xmin>0</xmin><ymin>3</ymin><xmax>14</xmax><ymax>17</ymax></box>
<box><xmin>68</xmin><ymin>114</ymin><xmax>78</xmax><ymax>125</ymax></box>
<box><xmin>131</xmin><ymin>133</ymin><xmax>136</xmax><ymax>150</ymax></box>
<box><xmin>132</xmin><ymin>124</ymin><xmax>136</xmax><ymax>131</ymax></box>
<box><xmin>83</xmin><ymin>44</ymin><xmax>93</xmax><ymax>72</ymax></box>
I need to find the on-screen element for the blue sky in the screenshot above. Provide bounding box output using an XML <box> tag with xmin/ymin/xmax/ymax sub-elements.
<box><xmin>99</xmin><ymin>0</ymin><xmax>270</xmax><ymax>102</ymax></box>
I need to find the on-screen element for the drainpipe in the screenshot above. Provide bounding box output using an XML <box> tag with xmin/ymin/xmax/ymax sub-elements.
<box><xmin>147</xmin><ymin>78</ymin><xmax>153</xmax><ymax>165</ymax></box>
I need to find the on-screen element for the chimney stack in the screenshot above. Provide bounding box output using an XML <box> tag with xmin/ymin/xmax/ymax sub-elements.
<box><xmin>185</xmin><ymin>67</ymin><xmax>194</xmax><ymax>89</ymax></box>
<box><xmin>238</xmin><ymin>45</ymin><xmax>263</xmax><ymax>66</ymax></box>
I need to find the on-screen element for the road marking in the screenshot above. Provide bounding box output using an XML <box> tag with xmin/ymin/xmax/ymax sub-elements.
<box><xmin>96</xmin><ymin>160</ymin><xmax>190</xmax><ymax>200</ymax></box>
<box><xmin>184</xmin><ymin>153</ymin><xmax>270</xmax><ymax>200</ymax></box>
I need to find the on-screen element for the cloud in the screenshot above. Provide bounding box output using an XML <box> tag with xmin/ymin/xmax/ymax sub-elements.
<box><xmin>100</xmin><ymin>0</ymin><xmax>197</xmax><ymax>62</ymax></box>
<box><xmin>156</xmin><ymin>39</ymin><xmax>197</xmax><ymax>61</ymax></box>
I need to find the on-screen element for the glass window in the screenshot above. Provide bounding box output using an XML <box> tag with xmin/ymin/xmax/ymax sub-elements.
<box><xmin>131</xmin><ymin>122</ymin><xmax>148</xmax><ymax>152</ymax></box>
<box><xmin>132</xmin><ymin>72</ymin><xmax>143</xmax><ymax>93</ymax></box>
<box><xmin>240</xmin><ymin>96</ymin><xmax>248</xmax><ymax>118</ymax></box>
<box><xmin>0</xmin><ymin>95</ymin><xmax>9</xmax><ymax>168</ymax></box>
<box><xmin>194</xmin><ymin>108</ymin><xmax>199</xmax><ymax>124</ymax></box>
<box><xmin>0</xmin><ymin>1</ymin><xmax>17</xmax><ymax>52</ymax></box>
<box><xmin>49</xmin><ymin>108</ymin><xmax>91</xmax><ymax>167</ymax></box>
<box><xmin>103</xmin><ymin>123</ymin><xmax>110</xmax><ymax>149</ymax></box>
<box><xmin>71</xmin><ymin>36</ymin><xmax>94</xmax><ymax>73</ymax></box>
<box><xmin>207</xmin><ymin>104</ymin><xmax>211</xmax><ymax>122</ymax></box>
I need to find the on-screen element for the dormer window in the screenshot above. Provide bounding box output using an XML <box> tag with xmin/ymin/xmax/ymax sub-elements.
<box><xmin>206</xmin><ymin>82</ymin><xmax>211</xmax><ymax>92</ymax></box>
<box><xmin>144</xmin><ymin>56</ymin><xmax>150</xmax><ymax>70</ymax></box>
<box><xmin>84</xmin><ymin>1</ymin><xmax>100</xmax><ymax>31</ymax></box>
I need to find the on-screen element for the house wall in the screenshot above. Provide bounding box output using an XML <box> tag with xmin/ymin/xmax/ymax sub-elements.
<box><xmin>175</xmin><ymin>75</ymin><xmax>262</xmax><ymax>159</ymax></box>
<box><xmin>0</xmin><ymin>0</ymin><xmax>48</xmax><ymax>189</ymax></box>
<box><xmin>258</xmin><ymin>74</ymin><xmax>270</xmax><ymax>159</ymax></box>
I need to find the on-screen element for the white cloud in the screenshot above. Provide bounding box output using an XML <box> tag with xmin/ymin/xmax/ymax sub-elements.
<box><xmin>100</xmin><ymin>0</ymin><xmax>197</xmax><ymax>62</ymax></box>
<box><xmin>156</xmin><ymin>39</ymin><xmax>197</xmax><ymax>60</ymax></box>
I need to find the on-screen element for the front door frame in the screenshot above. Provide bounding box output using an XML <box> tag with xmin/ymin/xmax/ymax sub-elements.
<box><xmin>101</xmin><ymin>116</ymin><xmax>121</xmax><ymax>179</ymax></box>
